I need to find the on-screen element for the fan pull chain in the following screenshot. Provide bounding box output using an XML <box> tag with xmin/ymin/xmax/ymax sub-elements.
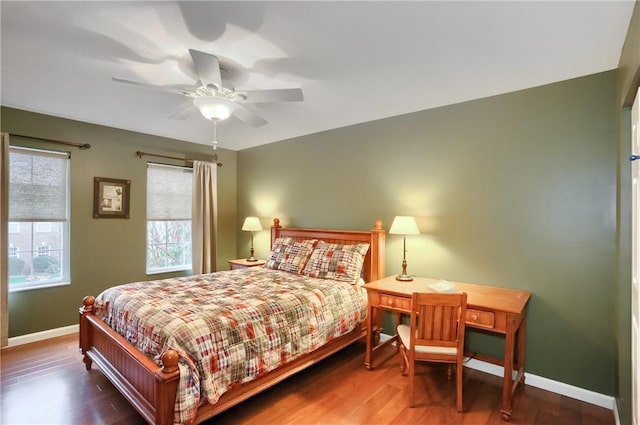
<box><xmin>212</xmin><ymin>121</ymin><xmax>218</xmax><ymax>151</ymax></box>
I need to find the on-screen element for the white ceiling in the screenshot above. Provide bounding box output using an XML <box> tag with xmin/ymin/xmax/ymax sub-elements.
<box><xmin>1</xmin><ymin>1</ymin><xmax>635</xmax><ymax>151</ymax></box>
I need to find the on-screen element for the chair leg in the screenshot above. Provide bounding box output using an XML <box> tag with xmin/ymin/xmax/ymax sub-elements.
<box><xmin>408</xmin><ymin>355</ymin><xmax>415</xmax><ymax>407</ymax></box>
<box><xmin>399</xmin><ymin>343</ymin><xmax>407</xmax><ymax>376</ymax></box>
<box><xmin>456</xmin><ymin>361</ymin><xmax>464</xmax><ymax>412</ymax></box>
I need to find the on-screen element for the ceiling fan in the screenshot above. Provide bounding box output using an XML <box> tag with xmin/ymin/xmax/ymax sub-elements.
<box><xmin>112</xmin><ymin>49</ymin><xmax>304</xmax><ymax>129</ymax></box>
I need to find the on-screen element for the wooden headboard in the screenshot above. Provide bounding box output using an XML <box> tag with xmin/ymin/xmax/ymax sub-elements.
<box><xmin>270</xmin><ymin>218</ymin><xmax>385</xmax><ymax>282</ymax></box>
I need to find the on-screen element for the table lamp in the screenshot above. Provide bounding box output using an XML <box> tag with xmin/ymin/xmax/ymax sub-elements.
<box><xmin>389</xmin><ymin>216</ymin><xmax>420</xmax><ymax>281</ymax></box>
<box><xmin>241</xmin><ymin>217</ymin><xmax>263</xmax><ymax>262</ymax></box>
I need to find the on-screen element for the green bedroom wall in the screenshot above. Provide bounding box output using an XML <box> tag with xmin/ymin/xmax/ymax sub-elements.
<box><xmin>237</xmin><ymin>71</ymin><xmax>618</xmax><ymax>396</ymax></box>
<box><xmin>0</xmin><ymin>107</ymin><xmax>238</xmax><ymax>337</ymax></box>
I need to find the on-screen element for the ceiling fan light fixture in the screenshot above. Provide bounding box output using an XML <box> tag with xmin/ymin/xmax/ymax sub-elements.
<box><xmin>113</xmin><ymin>49</ymin><xmax>302</xmax><ymax>128</ymax></box>
<box><xmin>193</xmin><ymin>96</ymin><xmax>235</xmax><ymax>121</ymax></box>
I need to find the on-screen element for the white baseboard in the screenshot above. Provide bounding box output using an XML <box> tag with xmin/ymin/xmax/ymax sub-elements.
<box><xmin>5</xmin><ymin>324</ymin><xmax>78</xmax><ymax>348</ymax></box>
<box><xmin>464</xmin><ymin>358</ymin><xmax>615</xmax><ymax>410</ymax></box>
<box><xmin>613</xmin><ymin>400</ymin><xmax>621</xmax><ymax>425</ymax></box>
<box><xmin>380</xmin><ymin>333</ymin><xmax>615</xmax><ymax>411</ymax></box>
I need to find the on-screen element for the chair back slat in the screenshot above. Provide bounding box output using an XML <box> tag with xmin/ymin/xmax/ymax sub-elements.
<box><xmin>411</xmin><ymin>292</ymin><xmax>467</xmax><ymax>351</ymax></box>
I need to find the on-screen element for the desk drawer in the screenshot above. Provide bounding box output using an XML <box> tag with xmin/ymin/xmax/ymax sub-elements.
<box><xmin>379</xmin><ymin>294</ymin><xmax>412</xmax><ymax>311</ymax></box>
<box><xmin>466</xmin><ymin>309</ymin><xmax>495</xmax><ymax>329</ymax></box>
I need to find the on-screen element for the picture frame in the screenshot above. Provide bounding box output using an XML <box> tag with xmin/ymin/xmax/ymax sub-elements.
<box><xmin>93</xmin><ymin>177</ymin><xmax>131</xmax><ymax>219</ymax></box>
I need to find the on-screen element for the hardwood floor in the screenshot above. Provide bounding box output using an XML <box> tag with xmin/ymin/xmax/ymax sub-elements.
<box><xmin>1</xmin><ymin>334</ymin><xmax>614</xmax><ymax>425</ymax></box>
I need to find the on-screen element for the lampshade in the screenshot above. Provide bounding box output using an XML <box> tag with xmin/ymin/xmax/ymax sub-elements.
<box><xmin>242</xmin><ymin>217</ymin><xmax>263</xmax><ymax>232</ymax></box>
<box><xmin>193</xmin><ymin>96</ymin><xmax>235</xmax><ymax>121</ymax></box>
<box><xmin>389</xmin><ymin>216</ymin><xmax>420</xmax><ymax>235</ymax></box>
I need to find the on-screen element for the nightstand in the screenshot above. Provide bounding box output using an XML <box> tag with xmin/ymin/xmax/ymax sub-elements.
<box><xmin>228</xmin><ymin>258</ymin><xmax>266</xmax><ymax>270</ymax></box>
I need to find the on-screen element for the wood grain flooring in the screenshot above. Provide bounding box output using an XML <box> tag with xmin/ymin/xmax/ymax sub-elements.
<box><xmin>1</xmin><ymin>333</ymin><xmax>614</xmax><ymax>425</ymax></box>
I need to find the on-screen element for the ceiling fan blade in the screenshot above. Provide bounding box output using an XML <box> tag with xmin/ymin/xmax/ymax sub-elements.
<box><xmin>189</xmin><ymin>49</ymin><xmax>222</xmax><ymax>90</ymax></box>
<box><xmin>238</xmin><ymin>88</ymin><xmax>303</xmax><ymax>103</ymax></box>
<box><xmin>112</xmin><ymin>77</ymin><xmax>194</xmax><ymax>96</ymax></box>
<box><xmin>232</xmin><ymin>105</ymin><xmax>268</xmax><ymax>127</ymax></box>
<box><xmin>169</xmin><ymin>100</ymin><xmax>198</xmax><ymax>120</ymax></box>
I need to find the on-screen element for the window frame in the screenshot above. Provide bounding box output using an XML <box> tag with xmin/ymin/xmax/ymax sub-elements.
<box><xmin>7</xmin><ymin>146</ymin><xmax>71</xmax><ymax>293</ymax></box>
<box><xmin>145</xmin><ymin>163</ymin><xmax>193</xmax><ymax>275</ymax></box>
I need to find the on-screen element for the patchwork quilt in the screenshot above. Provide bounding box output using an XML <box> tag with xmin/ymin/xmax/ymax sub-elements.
<box><xmin>94</xmin><ymin>267</ymin><xmax>368</xmax><ymax>425</ymax></box>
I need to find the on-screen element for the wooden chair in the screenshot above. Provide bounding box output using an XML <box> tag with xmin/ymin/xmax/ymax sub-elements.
<box><xmin>397</xmin><ymin>291</ymin><xmax>468</xmax><ymax>411</ymax></box>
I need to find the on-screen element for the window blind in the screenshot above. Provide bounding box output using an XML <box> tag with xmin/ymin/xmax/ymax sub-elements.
<box><xmin>146</xmin><ymin>163</ymin><xmax>193</xmax><ymax>220</ymax></box>
<box><xmin>9</xmin><ymin>147</ymin><xmax>69</xmax><ymax>221</ymax></box>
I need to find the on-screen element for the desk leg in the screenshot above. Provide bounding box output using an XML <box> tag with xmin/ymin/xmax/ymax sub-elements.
<box><xmin>517</xmin><ymin>317</ymin><xmax>527</xmax><ymax>387</ymax></box>
<box><xmin>512</xmin><ymin>317</ymin><xmax>527</xmax><ymax>392</ymax></box>
<box><xmin>365</xmin><ymin>304</ymin><xmax>374</xmax><ymax>370</ymax></box>
<box><xmin>500</xmin><ymin>316</ymin><xmax>516</xmax><ymax>421</ymax></box>
<box><xmin>365</xmin><ymin>305</ymin><xmax>398</xmax><ymax>370</ymax></box>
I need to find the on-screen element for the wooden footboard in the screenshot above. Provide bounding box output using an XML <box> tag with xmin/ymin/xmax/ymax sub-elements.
<box><xmin>79</xmin><ymin>296</ymin><xmax>180</xmax><ymax>425</ymax></box>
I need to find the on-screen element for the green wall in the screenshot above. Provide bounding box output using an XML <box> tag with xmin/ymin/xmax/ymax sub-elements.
<box><xmin>237</xmin><ymin>71</ymin><xmax>618</xmax><ymax>395</ymax></box>
<box><xmin>1</xmin><ymin>107</ymin><xmax>238</xmax><ymax>337</ymax></box>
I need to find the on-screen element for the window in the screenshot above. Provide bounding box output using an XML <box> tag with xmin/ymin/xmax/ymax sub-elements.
<box><xmin>8</xmin><ymin>146</ymin><xmax>70</xmax><ymax>291</ymax></box>
<box><xmin>146</xmin><ymin>163</ymin><xmax>193</xmax><ymax>274</ymax></box>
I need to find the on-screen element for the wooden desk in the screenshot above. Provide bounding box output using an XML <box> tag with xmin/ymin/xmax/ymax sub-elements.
<box><xmin>364</xmin><ymin>276</ymin><xmax>531</xmax><ymax>421</ymax></box>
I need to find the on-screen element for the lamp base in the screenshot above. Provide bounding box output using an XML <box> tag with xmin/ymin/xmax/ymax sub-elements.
<box><xmin>246</xmin><ymin>257</ymin><xmax>258</xmax><ymax>262</ymax></box>
<box><xmin>395</xmin><ymin>274</ymin><xmax>413</xmax><ymax>282</ymax></box>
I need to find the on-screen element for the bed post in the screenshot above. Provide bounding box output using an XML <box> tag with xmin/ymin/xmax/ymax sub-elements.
<box><xmin>155</xmin><ymin>350</ymin><xmax>180</xmax><ymax>425</ymax></box>
<box><xmin>369</xmin><ymin>220</ymin><xmax>385</xmax><ymax>282</ymax></box>
<box><xmin>270</xmin><ymin>217</ymin><xmax>282</xmax><ymax>246</ymax></box>
<box><xmin>79</xmin><ymin>296</ymin><xmax>95</xmax><ymax>371</ymax></box>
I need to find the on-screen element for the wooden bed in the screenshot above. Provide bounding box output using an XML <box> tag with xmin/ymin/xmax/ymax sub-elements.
<box><xmin>79</xmin><ymin>219</ymin><xmax>385</xmax><ymax>425</ymax></box>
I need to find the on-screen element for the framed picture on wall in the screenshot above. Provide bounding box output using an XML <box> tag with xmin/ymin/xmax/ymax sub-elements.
<box><xmin>93</xmin><ymin>177</ymin><xmax>131</xmax><ymax>218</ymax></box>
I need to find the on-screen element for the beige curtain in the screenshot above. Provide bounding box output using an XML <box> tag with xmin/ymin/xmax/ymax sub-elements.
<box><xmin>192</xmin><ymin>160</ymin><xmax>218</xmax><ymax>274</ymax></box>
<box><xmin>1</xmin><ymin>133</ymin><xmax>10</xmax><ymax>347</ymax></box>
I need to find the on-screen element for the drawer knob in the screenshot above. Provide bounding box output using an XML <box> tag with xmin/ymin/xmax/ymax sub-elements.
<box><xmin>471</xmin><ymin>314</ymin><xmax>478</xmax><ymax>321</ymax></box>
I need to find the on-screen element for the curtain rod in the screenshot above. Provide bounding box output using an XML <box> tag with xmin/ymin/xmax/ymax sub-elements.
<box><xmin>10</xmin><ymin>133</ymin><xmax>91</xmax><ymax>150</ymax></box>
<box><xmin>136</xmin><ymin>150</ymin><xmax>222</xmax><ymax>167</ymax></box>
